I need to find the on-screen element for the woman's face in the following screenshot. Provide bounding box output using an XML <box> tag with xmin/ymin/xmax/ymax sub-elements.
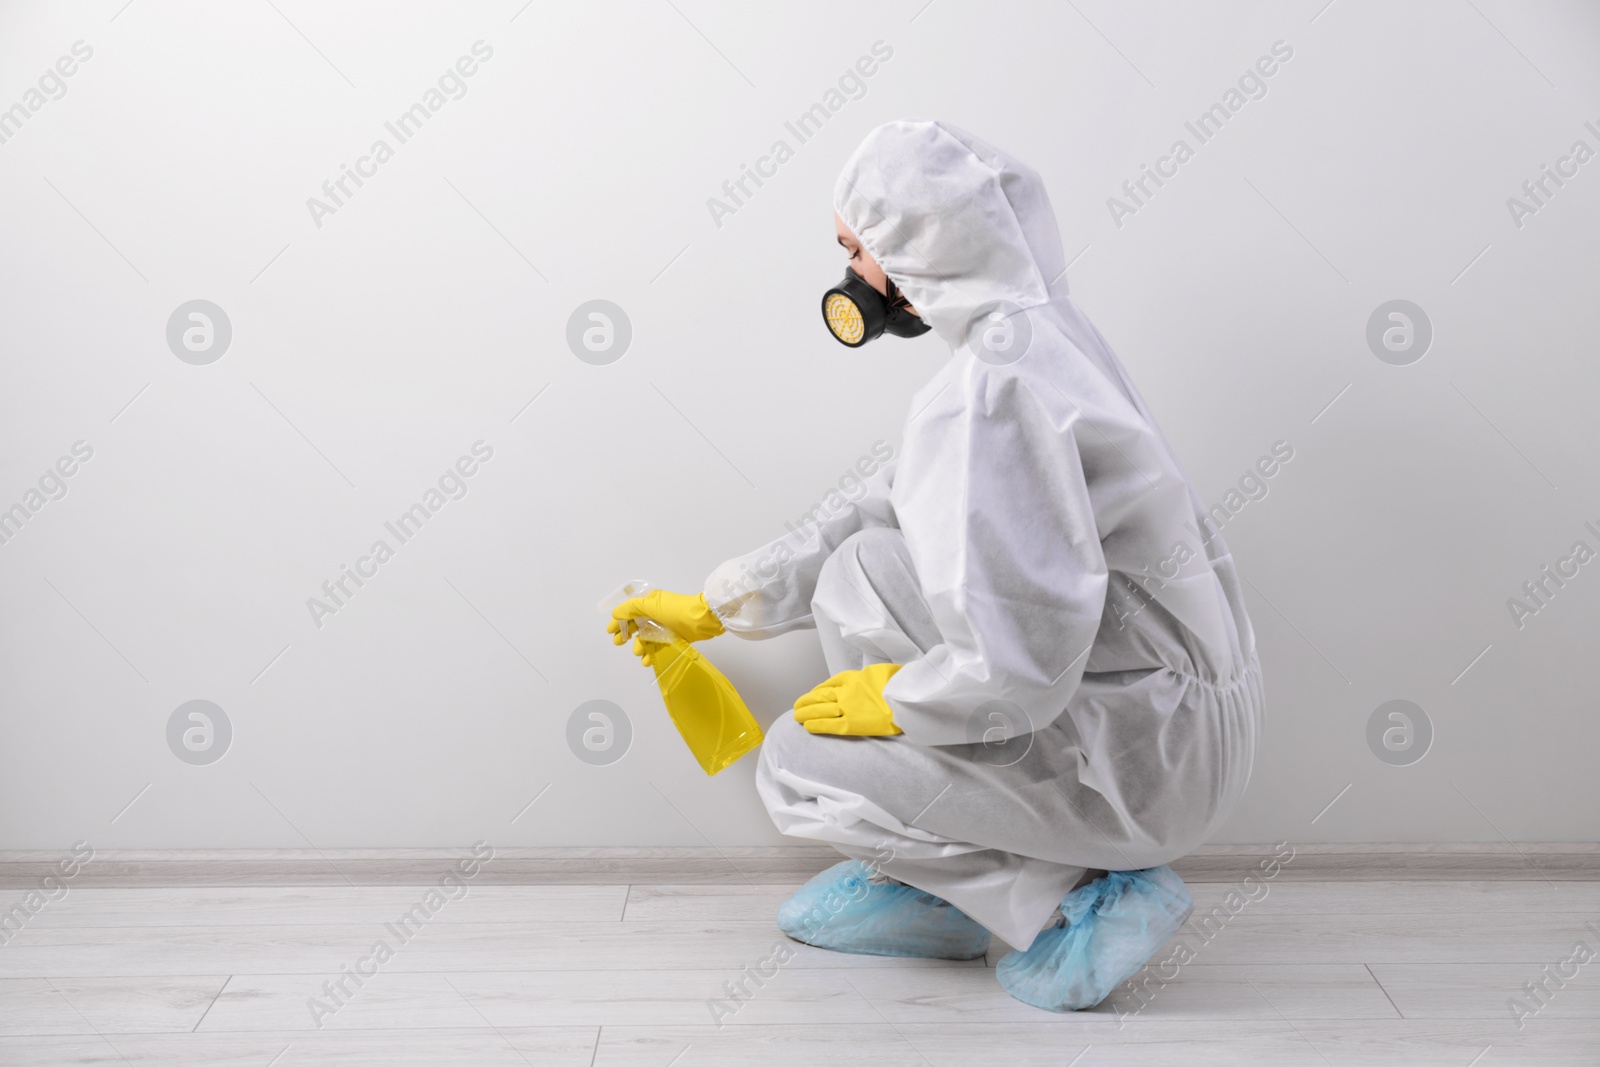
<box><xmin>835</xmin><ymin>214</ymin><xmax>917</xmax><ymax>315</ymax></box>
<box><xmin>835</xmin><ymin>214</ymin><xmax>889</xmax><ymax>295</ymax></box>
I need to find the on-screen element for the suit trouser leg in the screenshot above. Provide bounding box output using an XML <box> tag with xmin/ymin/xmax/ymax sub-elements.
<box><xmin>757</xmin><ymin>527</ymin><xmax>1087</xmax><ymax>949</ymax></box>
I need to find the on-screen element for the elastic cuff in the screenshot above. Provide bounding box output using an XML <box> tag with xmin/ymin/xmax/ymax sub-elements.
<box><xmin>699</xmin><ymin>593</ymin><xmax>729</xmax><ymax>635</ymax></box>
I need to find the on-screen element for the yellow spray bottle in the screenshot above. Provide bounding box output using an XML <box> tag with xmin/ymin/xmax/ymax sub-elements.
<box><xmin>600</xmin><ymin>581</ymin><xmax>763</xmax><ymax>776</ymax></box>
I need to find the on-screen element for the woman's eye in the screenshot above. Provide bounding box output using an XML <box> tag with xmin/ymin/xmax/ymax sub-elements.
<box><xmin>848</xmin><ymin>249</ymin><xmax>860</xmax><ymax>260</ymax></box>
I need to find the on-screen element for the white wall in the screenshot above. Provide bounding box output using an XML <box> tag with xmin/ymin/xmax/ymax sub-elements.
<box><xmin>3</xmin><ymin>0</ymin><xmax>1598</xmax><ymax>851</ymax></box>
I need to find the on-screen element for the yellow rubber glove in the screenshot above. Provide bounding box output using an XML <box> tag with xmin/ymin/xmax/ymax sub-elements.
<box><xmin>608</xmin><ymin>590</ymin><xmax>725</xmax><ymax>667</ymax></box>
<box><xmin>793</xmin><ymin>663</ymin><xmax>903</xmax><ymax>736</ymax></box>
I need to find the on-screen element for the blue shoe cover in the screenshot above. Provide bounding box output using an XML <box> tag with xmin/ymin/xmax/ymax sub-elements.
<box><xmin>776</xmin><ymin>860</ymin><xmax>991</xmax><ymax>960</ymax></box>
<box><xmin>996</xmin><ymin>865</ymin><xmax>1193</xmax><ymax>1011</ymax></box>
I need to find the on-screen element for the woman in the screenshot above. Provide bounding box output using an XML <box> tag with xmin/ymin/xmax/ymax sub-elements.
<box><xmin>610</xmin><ymin>120</ymin><xmax>1263</xmax><ymax>1012</ymax></box>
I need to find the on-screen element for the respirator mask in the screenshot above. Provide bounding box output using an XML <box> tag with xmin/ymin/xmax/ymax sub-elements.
<box><xmin>821</xmin><ymin>268</ymin><xmax>931</xmax><ymax>347</ymax></box>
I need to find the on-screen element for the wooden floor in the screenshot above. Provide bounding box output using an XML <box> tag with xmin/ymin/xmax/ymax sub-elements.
<box><xmin>3</xmin><ymin>874</ymin><xmax>1599</xmax><ymax>1065</ymax></box>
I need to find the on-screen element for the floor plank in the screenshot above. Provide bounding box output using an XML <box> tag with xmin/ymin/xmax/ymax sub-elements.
<box><xmin>850</xmin><ymin>963</ymin><xmax>1400</xmax><ymax>1024</ymax></box>
<box><xmin>0</xmin><ymin>921</ymin><xmax>979</xmax><ymax>979</ymax></box>
<box><xmin>622</xmin><ymin>884</ymin><xmax>794</xmax><ymax>923</ymax></box>
<box><xmin>1371</xmin><ymin>962</ymin><xmax>1600</xmax><ymax>1023</ymax></box>
<box><xmin>1277</xmin><ymin>1019</ymin><xmax>1600</xmax><ymax>1066</ymax></box>
<box><xmin>593</xmin><ymin>1023</ymin><xmax>963</xmax><ymax>1066</ymax></box>
<box><xmin>26</xmin><ymin>885</ymin><xmax>628</xmax><ymax>928</ymax></box>
<box><xmin>1167</xmin><ymin>910</ymin><xmax>1598</xmax><ymax>964</ymax></box>
<box><xmin>590</xmin><ymin>1020</ymin><xmax>1600</xmax><ymax>1066</ymax></box>
<box><xmin>0</xmin><ymin>1027</ymin><xmax>601</xmax><ymax>1065</ymax></box>
<box><xmin>0</xmin><ymin>976</ymin><xmax>228</xmax><ymax>1037</ymax></box>
<box><xmin>202</xmin><ymin>969</ymin><xmax>889</xmax><ymax>1030</ymax></box>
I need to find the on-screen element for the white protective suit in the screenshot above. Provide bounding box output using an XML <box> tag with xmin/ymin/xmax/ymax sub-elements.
<box><xmin>702</xmin><ymin>121</ymin><xmax>1263</xmax><ymax>951</ymax></box>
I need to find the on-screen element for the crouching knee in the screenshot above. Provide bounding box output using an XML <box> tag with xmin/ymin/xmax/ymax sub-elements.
<box><xmin>815</xmin><ymin>527</ymin><xmax>912</xmax><ymax>603</ymax></box>
<box><xmin>759</xmin><ymin>712</ymin><xmax>815</xmax><ymax>778</ymax></box>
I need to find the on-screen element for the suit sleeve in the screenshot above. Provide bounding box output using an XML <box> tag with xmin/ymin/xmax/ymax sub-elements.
<box><xmin>702</xmin><ymin>456</ymin><xmax>898</xmax><ymax>638</ymax></box>
<box><xmin>882</xmin><ymin>375</ymin><xmax>1108</xmax><ymax>745</ymax></box>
